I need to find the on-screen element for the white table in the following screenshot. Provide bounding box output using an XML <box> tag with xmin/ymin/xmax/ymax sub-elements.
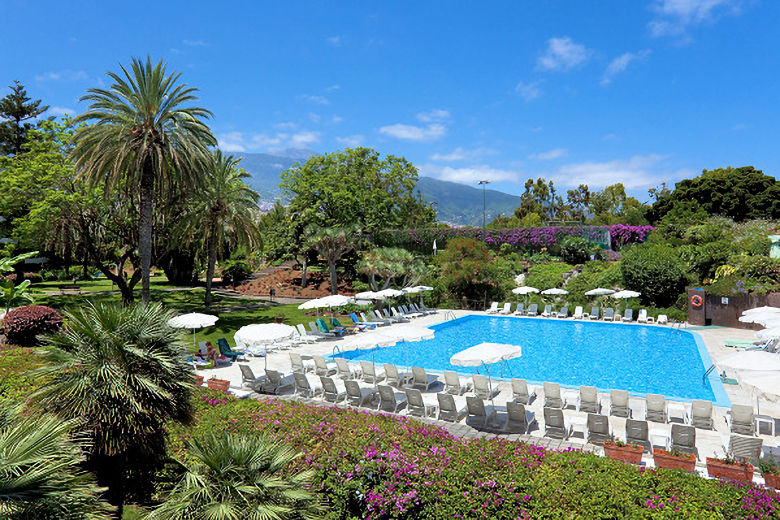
<box><xmin>756</xmin><ymin>414</ymin><xmax>776</xmax><ymax>436</ymax></box>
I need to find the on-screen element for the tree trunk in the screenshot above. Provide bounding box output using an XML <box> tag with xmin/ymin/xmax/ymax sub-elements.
<box><xmin>98</xmin><ymin>265</ymin><xmax>134</xmax><ymax>304</ymax></box>
<box><xmin>138</xmin><ymin>159</ymin><xmax>155</xmax><ymax>305</ymax></box>
<box><xmin>204</xmin><ymin>219</ymin><xmax>218</xmax><ymax>308</ymax></box>
<box><xmin>328</xmin><ymin>260</ymin><xmax>338</xmax><ymax>295</ymax></box>
<box><xmin>300</xmin><ymin>255</ymin><xmax>308</xmax><ymax>288</ymax></box>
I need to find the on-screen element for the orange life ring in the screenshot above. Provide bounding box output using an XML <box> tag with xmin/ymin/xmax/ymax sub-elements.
<box><xmin>690</xmin><ymin>295</ymin><xmax>703</xmax><ymax>308</ymax></box>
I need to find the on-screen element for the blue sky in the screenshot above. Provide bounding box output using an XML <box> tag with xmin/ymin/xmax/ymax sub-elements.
<box><xmin>2</xmin><ymin>0</ymin><xmax>778</xmax><ymax>200</ymax></box>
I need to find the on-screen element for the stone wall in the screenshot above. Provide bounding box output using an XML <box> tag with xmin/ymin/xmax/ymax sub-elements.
<box><xmin>687</xmin><ymin>287</ymin><xmax>780</xmax><ymax>328</ymax></box>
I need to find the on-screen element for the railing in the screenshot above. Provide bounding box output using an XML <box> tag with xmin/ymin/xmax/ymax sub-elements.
<box><xmin>702</xmin><ymin>364</ymin><xmax>717</xmax><ymax>384</ymax></box>
<box><xmin>443</xmin><ymin>311</ymin><xmax>456</xmax><ymax>321</ymax></box>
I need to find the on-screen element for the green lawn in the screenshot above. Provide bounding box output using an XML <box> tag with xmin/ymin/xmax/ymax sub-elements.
<box><xmin>31</xmin><ymin>274</ymin><xmax>181</xmax><ymax>293</ymax></box>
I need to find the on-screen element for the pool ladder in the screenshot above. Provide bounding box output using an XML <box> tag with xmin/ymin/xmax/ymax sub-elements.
<box><xmin>443</xmin><ymin>311</ymin><xmax>456</xmax><ymax>321</ymax></box>
<box><xmin>702</xmin><ymin>364</ymin><xmax>717</xmax><ymax>384</ymax></box>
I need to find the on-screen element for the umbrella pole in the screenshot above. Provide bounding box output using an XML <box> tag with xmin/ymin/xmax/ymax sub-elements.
<box><xmin>485</xmin><ymin>362</ymin><xmax>495</xmax><ymax>407</ymax></box>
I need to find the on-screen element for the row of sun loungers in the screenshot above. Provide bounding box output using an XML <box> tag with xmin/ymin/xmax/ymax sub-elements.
<box><xmin>487</xmin><ymin>303</ymin><xmax>668</xmax><ymax>324</ymax></box>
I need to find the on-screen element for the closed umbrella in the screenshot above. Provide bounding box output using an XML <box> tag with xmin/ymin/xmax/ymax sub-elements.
<box><xmin>451</xmin><ymin>342</ymin><xmax>523</xmax><ymax>404</ymax></box>
<box><xmin>168</xmin><ymin>313</ymin><xmax>219</xmax><ymax>349</ymax></box>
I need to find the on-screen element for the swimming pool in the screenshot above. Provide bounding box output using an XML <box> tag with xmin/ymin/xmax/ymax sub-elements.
<box><xmin>341</xmin><ymin>315</ymin><xmax>731</xmax><ymax>406</ymax></box>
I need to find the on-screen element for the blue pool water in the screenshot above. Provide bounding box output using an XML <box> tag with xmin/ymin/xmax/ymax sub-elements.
<box><xmin>341</xmin><ymin>315</ymin><xmax>730</xmax><ymax>406</ymax></box>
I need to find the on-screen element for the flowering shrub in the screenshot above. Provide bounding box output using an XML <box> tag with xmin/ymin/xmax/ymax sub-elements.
<box><xmin>2</xmin><ymin>304</ymin><xmax>63</xmax><ymax>346</ymax></box>
<box><xmin>377</xmin><ymin>225</ymin><xmax>654</xmax><ymax>254</ymax></box>
<box><xmin>167</xmin><ymin>390</ymin><xmax>780</xmax><ymax>519</ymax></box>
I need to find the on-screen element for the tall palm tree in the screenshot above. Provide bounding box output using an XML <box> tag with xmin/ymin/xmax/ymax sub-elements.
<box><xmin>31</xmin><ymin>302</ymin><xmax>193</xmax><ymax>518</ymax></box>
<box><xmin>71</xmin><ymin>56</ymin><xmax>216</xmax><ymax>304</ymax></box>
<box><xmin>0</xmin><ymin>404</ymin><xmax>113</xmax><ymax>519</ymax></box>
<box><xmin>181</xmin><ymin>151</ymin><xmax>259</xmax><ymax>307</ymax></box>
<box><xmin>147</xmin><ymin>434</ymin><xmax>322</xmax><ymax>520</ymax></box>
<box><xmin>305</xmin><ymin>225</ymin><xmax>361</xmax><ymax>295</ymax></box>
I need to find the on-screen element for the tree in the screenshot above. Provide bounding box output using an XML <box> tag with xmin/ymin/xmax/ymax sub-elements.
<box><xmin>620</xmin><ymin>245</ymin><xmax>689</xmax><ymax>307</ymax></box>
<box><xmin>306</xmin><ymin>225</ymin><xmax>360</xmax><ymax>295</ymax></box>
<box><xmin>0</xmin><ymin>81</ymin><xmax>49</xmax><ymax>156</ymax></box>
<box><xmin>32</xmin><ymin>302</ymin><xmax>193</xmax><ymax>518</ymax></box>
<box><xmin>0</xmin><ymin>404</ymin><xmax>113</xmax><ymax>520</ymax></box>
<box><xmin>435</xmin><ymin>237</ymin><xmax>506</xmax><ymax>304</ymax></box>
<box><xmin>147</xmin><ymin>434</ymin><xmax>322</xmax><ymax>520</ymax></box>
<box><xmin>564</xmin><ymin>184</ymin><xmax>590</xmax><ymax>222</ymax></box>
<box><xmin>647</xmin><ymin>166</ymin><xmax>780</xmax><ymax>223</ymax></box>
<box><xmin>514</xmin><ymin>178</ymin><xmax>563</xmax><ymax>222</ymax></box>
<box><xmin>357</xmin><ymin>247</ymin><xmax>425</xmax><ymax>290</ymax></box>
<box><xmin>588</xmin><ymin>183</ymin><xmax>648</xmax><ymax>225</ymax></box>
<box><xmin>281</xmin><ymin>147</ymin><xmax>435</xmax><ymax>235</ymax></box>
<box><xmin>70</xmin><ymin>57</ymin><xmax>216</xmax><ymax>304</ymax></box>
<box><xmin>181</xmin><ymin>151</ymin><xmax>259</xmax><ymax>307</ymax></box>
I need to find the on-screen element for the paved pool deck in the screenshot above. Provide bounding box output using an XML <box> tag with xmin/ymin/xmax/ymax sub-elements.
<box><xmin>197</xmin><ymin>309</ymin><xmax>778</xmax><ymax>483</ymax></box>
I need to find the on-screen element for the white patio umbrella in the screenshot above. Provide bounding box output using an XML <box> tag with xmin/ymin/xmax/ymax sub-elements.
<box><xmin>376</xmin><ymin>288</ymin><xmax>404</xmax><ymax>298</ymax></box>
<box><xmin>585</xmin><ymin>288</ymin><xmax>615</xmax><ymax>296</ymax></box>
<box><xmin>234</xmin><ymin>323</ymin><xmax>296</xmax><ymax>368</ymax></box>
<box><xmin>389</xmin><ymin>325</ymin><xmax>435</xmax><ymax>372</ymax></box>
<box><xmin>740</xmin><ymin>313</ymin><xmax>780</xmax><ymax>327</ymax></box>
<box><xmin>717</xmin><ymin>351</ymin><xmax>780</xmax><ymax>372</ymax></box>
<box><xmin>168</xmin><ymin>313</ymin><xmax>219</xmax><ymax>349</ymax></box>
<box><xmin>612</xmin><ymin>290</ymin><xmax>641</xmax><ymax>314</ymax></box>
<box><xmin>450</xmin><ymin>342</ymin><xmax>523</xmax><ymax>404</ymax></box>
<box><xmin>339</xmin><ymin>332</ymin><xmax>398</xmax><ymax>351</ymax></box>
<box><xmin>756</xmin><ymin>327</ymin><xmax>780</xmax><ymax>341</ymax></box>
<box><xmin>512</xmin><ymin>286</ymin><xmax>539</xmax><ymax>306</ymax></box>
<box><xmin>298</xmin><ymin>295</ymin><xmax>354</xmax><ymax>317</ymax></box>
<box><xmin>415</xmin><ymin>286</ymin><xmax>434</xmax><ymax>292</ymax></box>
<box><xmin>355</xmin><ymin>291</ymin><xmax>384</xmax><ymax>300</ymax></box>
<box><xmin>541</xmin><ymin>288</ymin><xmax>568</xmax><ymax>312</ymax></box>
<box><xmin>402</xmin><ymin>286</ymin><xmax>422</xmax><ymax>294</ymax></box>
<box><xmin>743</xmin><ymin>306</ymin><xmax>780</xmax><ymax>315</ymax></box>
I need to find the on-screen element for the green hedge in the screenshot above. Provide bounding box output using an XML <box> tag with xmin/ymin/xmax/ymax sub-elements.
<box><xmin>167</xmin><ymin>391</ymin><xmax>780</xmax><ymax>519</ymax></box>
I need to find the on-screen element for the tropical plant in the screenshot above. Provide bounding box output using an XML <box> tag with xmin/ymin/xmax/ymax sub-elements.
<box><xmin>0</xmin><ymin>404</ymin><xmax>113</xmax><ymax>519</ymax></box>
<box><xmin>70</xmin><ymin>56</ymin><xmax>216</xmax><ymax>304</ymax></box>
<box><xmin>0</xmin><ymin>279</ymin><xmax>33</xmax><ymax>312</ymax></box>
<box><xmin>558</xmin><ymin>236</ymin><xmax>592</xmax><ymax>265</ymax></box>
<box><xmin>180</xmin><ymin>151</ymin><xmax>259</xmax><ymax>306</ymax></box>
<box><xmin>148</xmin><ymin>433</ymin><xmax>322</xmax><ymax>520</ymax></box>
<box><xmin>357</xmin><ymin>247</ymin><xmax>424</xmax><ymax>291</ymax></box>
<box><xmin>306</xmin><ymin>225</ymin><xmax>361</xmax><ymax>295</ymax></box>
<box><xmin>620</xmin><ymin>245</ymin><xmax>689</xmax><ymax>307</ymax></box>
<box><xmin>31</xmin><ymin>302</ymin><xmax>193</xmax><ymax>518</ymax></box>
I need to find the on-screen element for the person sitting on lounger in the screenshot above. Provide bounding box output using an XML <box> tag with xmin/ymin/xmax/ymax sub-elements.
<box><xmin>205</xmin><ymin>341</ymin><xmax>220</xmax><ymax>365</ymax></box>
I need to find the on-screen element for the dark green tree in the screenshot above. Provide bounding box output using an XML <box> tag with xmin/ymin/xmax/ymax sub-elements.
<box><xmin>306</xmin><ymin>225</ymin><xmax>361</xmax><ymax>295</ymax></box>
<box><xmin>0</xmin><ymin>81</ymin><xmax>49</xmax><ymax>156</ymax></box>
<box><xmin>588</xmin><ymin>183</ymin><xmax>648</xmax><ymax>225</ymax></box>
<box><xmin>32</xmin><ymin>302</ymin><xmax>193</xmax><ymax>518</ymax></box>
<box><xmin>647</xmin><ymin>166</ymin><xmax>780</xmax><ymax>223</ymax></box>
<box><xmin>70</xmin><ymin>57</ymin><xmax>216</xmax><ymax>304</ymax></box>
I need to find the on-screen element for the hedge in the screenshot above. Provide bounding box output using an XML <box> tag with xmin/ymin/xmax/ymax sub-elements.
<box><xmin>167</xmin><ymin>390</ymin><xmax>780</xmax><ymax>519</ymax></box>
<box><xmin>376</xmin><ymin>225</ymin><xmax>654</xmax><ymax>254</ymax></box>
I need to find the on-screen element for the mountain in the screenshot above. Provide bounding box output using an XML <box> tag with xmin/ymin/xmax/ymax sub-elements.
<box><xmin>232</xmin><ymin>151</ymin><xmax>523</xmax><ymax>225</ymax></box>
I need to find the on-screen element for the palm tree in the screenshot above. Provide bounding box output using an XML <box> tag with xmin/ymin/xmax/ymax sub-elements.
<box><xmin>31</xmin><ymin>302</ymin><xmax>193</xmax><ymax>518</ymax></box>
<box><xmin>147</xmin><ymin>434</ymin><xmax>322</xmax><ymax>520</ymax></box>
<box><xmin>306</xmin><ymin>225</ymin><xmax>360</xmax><ymax>295</ymax></box>
<box><xmin>181</xmin><ymin>151</ymin><xmax>259</xmax><ymax>307</ymax></box>
<box><xmin>357</xmin><ymin>247</ymin><xmax>424</xmax><ymax>291</ymax></box>
<box><xmin>0</xmin><ymin>404</ymin><xmax>113</xmax><ymax>519</ymax></box>
<box><xmin>71</xmin><ymin>56</ymin><xmax>216</xmax><ymax>304</ymax></box>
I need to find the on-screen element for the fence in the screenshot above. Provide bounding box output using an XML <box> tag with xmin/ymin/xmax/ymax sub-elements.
<box><xmin>687</xmin><ymin>287</ymin><xmax>780</xmax><ymax>328</ymax></box>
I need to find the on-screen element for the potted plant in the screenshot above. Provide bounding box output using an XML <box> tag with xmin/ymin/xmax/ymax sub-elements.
<box><xmin>604</xmin><ymin>439</ymin><xmax>643</xmax><ymax>465</ymax></box>
<box><xmin>706</xmin><ymin>456</ymin><xmax>754</xmax><ymax>482</ymax></box>
<box><xmin>206</xmin><ymin>377</ymin><xmax>230</xmax><ymax>393</ymax></box>
<box><xmin>653</xmin><ymin>448</ymin><xmax>696</xmax><ymax>472</ymax></box>
<box><xmin>760</xmin><ymin>454</ymin><xmax>780</xmax><ymax>489</ymax></box>
<box><xmin>194</xmin><ymin>374</ymin><xmax>204</xmax><ymax>386</ymax></box>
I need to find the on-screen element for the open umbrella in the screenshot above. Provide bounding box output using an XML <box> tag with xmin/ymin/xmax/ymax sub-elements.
<box><xmin>335</xmin><ymin>332</ymin><xmax>399</xmax><ymax>371</ymax></box>
<box><xmin>740</xmin><ymin>313</ymin><xmax>780</xmax><ymax>327</ymax></box>
<box><xmin>612</xmin><ymin>290</ymin><xmax>641</xmax><ymax>314</ymax></box>
<box><xmin>451</xmin><ymin>342</ymin><xmax>522</xmax><ymax>404</ymax></box>
<box><xmin>743</xmin><ymin>306</ymin><xmax>780</xmax><ymax>315</ymax></box>
<box><xmin>376</xmin><ymin>288</ymin><xmax>404</xmax><ymax>298</ymax></box>
<box><xmin>756</xmin><ymin>327</ymin><xmax>780</xmax><ymax>341</ymax></box>
<box><xmin>388</xmin><ymin>325</ymin><xmax>435</xmax><ymax>372</ymax></box>
<box><xmin>512</xmin><ymin>286</ymin><xmax>539</xmax><ymax>306</ymax></box>
<box><xmin>717</xmin><ymin>351</ymin><xmax>780</xmax><ymax>372</ymax></box>
<box><xmin>234</xmin><ymin>323</ymin><xmax>296</xmax><ymax>368</ymax></box>
<box><xmin>585</xmin><ymin>288</ymin><xmax>615</xmax><ymax>296</ymax></box>
<box><xmin>355</xmin><ymin>291</ymin><xmax>383</xmax><ymax>300</ymax></box>
<box><xmin>541</xmin><ymin>288</ymin><xmax>568</xmax><ymax>313</ymax></box>
<box><xmin>168</xmin><ymin>313</ymin><xmax>219</xmax><ymax>349</ymax></box>
<box><xmin>735</xmin><ymin>370</ymin><xmax>780</xmax><ymax>415</ymax></box>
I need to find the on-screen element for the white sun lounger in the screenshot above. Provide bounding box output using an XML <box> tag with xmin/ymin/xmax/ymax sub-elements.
<box><xmin>486</xmin><ymin>302</ymin><xmax>500</xmax><ymax>314</ymax></box>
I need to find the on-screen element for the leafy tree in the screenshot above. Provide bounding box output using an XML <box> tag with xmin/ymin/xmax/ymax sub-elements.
<box><xmin>357</xmin><ymin>247</ymin><xmax>424</xmax><ymax>290</ymax></box>
<box><xmin>647</xmin><ymin>166</ymin><xmax>780</xmax><ymax>223</ymax></box>
<box><xmin>620</xmin><ymin>245</ymin><xmax>689</xmax><ymax>307</ymax></box>
<box><xmin>306</xmin><ymin>225</ymin><xmax>361</xmax><ymax>295</ymax></box>
<box><xmin>559</xmin><ymin>236</ymin><xmax>592</xmax><ymax>265</ymax></box>
<box><xmin>281</xmin><ymin>147</ymin><xmax>435</xmax><ymax>236</ymax></box>
<box><xmin>588</xmin><ymin>183</ymin><xmax>648</xmax><ymax>225</ymax></box>
<box><xmin>70</xmin><ymin>57</ymin><xmax>216</xmax><ymax>304</ymax></box>
<box><xmin>514</xmin><ymin>178</ymin><xmax>563</xmax><ymax>222</ymax></box>
<box><xmin>0</xmin><ymin>81</ymin><xmax>49</xmax><ymax>156</ymax></box>
<box><xmin>147</xmin><ymin>434</ymin><xmax>322</xmax><ymax>520</ymax></box>
<box><xmin>435</xmin><ymin>237</ymin><xmax>507</xmax><ymax>304</ymax></box>
<box><xmin>564</xmin><ymin>184</ymin><xmax>590</xmax><ymax>222</ymax></box>
<box><xmin>0</xmin><ymin>404</ymin><xmax>113</xmax><ymax>520</ymax></box>
<box><xmin>180</xmin><ymin>151</ymin><xmax>259</xmax><ymax>306</ymax></box>
<box><xmin>32</xmin><ymin>302</ymin><xmax>193</xmax><ymax>518</ymax></box>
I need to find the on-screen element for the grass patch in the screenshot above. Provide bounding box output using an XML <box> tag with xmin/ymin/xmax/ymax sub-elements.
<box><xmin>31</xmin><ymin>275</ymin><xmax>180</xmax><ymax>293</ymax></box>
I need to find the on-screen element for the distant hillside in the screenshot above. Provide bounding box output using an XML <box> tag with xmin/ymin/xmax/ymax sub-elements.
<box><xmin>231</xmin><ymin>151</ymin><xmax>522</xmax><ymax>225</ymax></box>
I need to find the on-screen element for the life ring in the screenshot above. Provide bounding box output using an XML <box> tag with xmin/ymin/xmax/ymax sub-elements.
<box><xmin>690</xmin><ymin>295</ymin><xmax>703</xmax><ymax>308</ymax></box>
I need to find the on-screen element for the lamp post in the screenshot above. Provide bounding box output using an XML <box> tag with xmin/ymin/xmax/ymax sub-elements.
<box><xmin>478</xmin><ymin>180</ymin><xmax>490</xmax><ymax>241</ymax></box>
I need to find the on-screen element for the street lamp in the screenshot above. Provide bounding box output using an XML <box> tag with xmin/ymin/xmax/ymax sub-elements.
<box><xmin>477</xmin><ymin>180</ymin><xmax>490</xmax><ymax>241</ymax></box>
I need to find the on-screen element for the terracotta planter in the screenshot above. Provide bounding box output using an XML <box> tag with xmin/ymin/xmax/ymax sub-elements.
<box><xmin>604</xmin><ymin>441</ymin><xmax>643</xmax><ymax>465</ymax></box>
<box><xmin>206</xmin><ymin>378</ymin><xmax>230</xmax><ymax>393</ymax></box>
<box><xmin>653</xmin><ymin>449</ymin><xmax>696</xmax><ymax>473</ymax></box>
<box><xmin>194</xmin><ymin>375</ymin><xmax>204</xmax><ymax>386</ymax></box>
<box><xmin>763</xmin><ymin>472</ymin><xmax>780</xmax><ymax>489</ymax></box>
<box><xmin>706</xmin><ymin>458</ymin><xmax>754</xmax><ymax>482</ymax></box>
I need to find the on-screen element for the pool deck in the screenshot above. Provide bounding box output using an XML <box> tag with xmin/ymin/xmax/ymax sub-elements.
<box><xmin>197</xmin><ymin>310</ymin><xmax>779</xmax><ymax>483</ymax></box>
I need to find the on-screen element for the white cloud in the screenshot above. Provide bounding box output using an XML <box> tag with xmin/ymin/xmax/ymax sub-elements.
<box><xmin>183</xmin><ymin>39</ymin><xmax>208</xmax><ymax>47</ymax></box>
<box><xmin>336</xmin><ymin>135</ymin><xmax>364</xmax><ymax>147</ymax></box>
<box><xmin>326</xmin><ymin>36</ymin><xmax>342</xmax><ymax>47</ymax></box>
<box><xmin>430</xmin><ymin>147</ymin><xmax>496</xmax><ymax>161</ymax></box>
<box><xmin>530</xmin><ymin>148</ymin><xmax>567</xmax><ymax>160</ymax></box>
<box><xmin>550</xmin><ymin>154</ymin><xmax>688</xmax><ymax>189</ymax></box>
<box><xmin>275</xmin><ymin>122</ymin><xmax>297</xmax><ymax>130</ymax></box>
<box><xmin>420</xmin><ymin>164</ymin><xmax>520</xmax><ymax>184</ymax></box>
<box><xmin>537</xmin><ymin>37</ymin><xmax>591</xmax><ymax>71</ymax></box>
<box><xmin>217</xmin><ymin>130</ymin><xmax>321</xmax><ymax>153</ymax></box>
<box><xmin>515</xmin><ymin>80</ymin><xmax>542</xmax><ymax>101</ymax></box>
<box><xmin>301</xmin><ymin>94</ymin><xmax>329</xmax><ymax>105</ymax></box>
<box><xmin>307</xmin><ymin>113</ymin><xmax>321</xmax><ymax>123</ymax></box>
<box><xmin>49</xmin><ymin>106</ymin><xmax>76</xmax><ymax>117</ymax></box>
<box><xmin>732</xmin><ymin>122</ymin><xmax>748</xmax><ymax>131</ymax></box>
<box><xmin>601</xmin><ymin>50</ymin><xmax>651</xmax><ymax>85</ymax></box>
<box><xmin>416</xmin><ymin>109</ymin><xmax>450</xmax><ymax>123</ymax></box>
<box><xmin>379</xmin><ymin>123</ymin><xmax>446</xmax><ymax>141</ymax></box>
<box><xmin>35</xmin><ymin>70</ymin><xmax>88</xmax><ymax>82</ymax></box>
<box><xmin>649</xmin><ymin>0</ymin><xmax>740</xmax><ymax>37</ymax></box>
<box><xmin>331</xmin><ymin>115</ymin><xmax>343</xmax><ymax>124</ymax></box>
<box><xmin>325</xmin><ymin>84</ymin><xmax>341</xmax><ymax>91</ymax></box>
